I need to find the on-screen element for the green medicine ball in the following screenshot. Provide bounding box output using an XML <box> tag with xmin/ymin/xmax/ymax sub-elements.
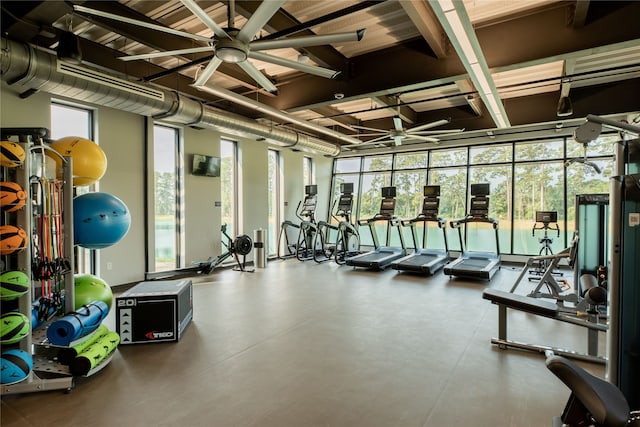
<box><xmin>74</xmin><ymin>274</ymin><xmax>113</xmax><ymax>311</ymax></box>
<box><xmin>0</xmin><ymin>271</ymin><xmax>30</xmax><ymax>301</ymax></box>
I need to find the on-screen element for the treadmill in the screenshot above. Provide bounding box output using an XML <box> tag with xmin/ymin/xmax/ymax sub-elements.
<box><xmin>346</xmin><ymin>186</ymin><xmax>406</xmax><ymax>270</ymax></box>
<box><xmin>391</xmin><ymin>185</ymin><xmax>449</xmax><ymax>275</ymax></box>
<box><xmin>443</xmin><ymin>183</ymin><xmax>500</xmax><ymax>280</ymax></box>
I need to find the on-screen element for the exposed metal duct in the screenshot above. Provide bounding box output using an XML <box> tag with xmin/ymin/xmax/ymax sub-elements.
<box><xmin>0</xmin><ymin>38</ymin><xmax>342</xmax><ymax>156</ymax></box>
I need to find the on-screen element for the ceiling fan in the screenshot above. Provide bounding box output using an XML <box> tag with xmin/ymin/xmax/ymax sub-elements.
<box><xmin>72</xmin><ymin>0</ymin><xmax>365</xmax><ymax>93</ymax></box>
<box><xmin>345</xmin><ymin>116</ymin><xmax>465</xmax><ymax>149</ymax></box>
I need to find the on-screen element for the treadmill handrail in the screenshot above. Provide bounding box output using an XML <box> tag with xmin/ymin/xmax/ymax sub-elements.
<box><xmin>401</xmin><ymin>215</ymin><xmax>446</xmax><ymax>228</ymax></box>
<box><xmin>450</xmin><ymin>215</ymin><xmax>499</xmax><ymax>229</ymax></box>
<box><xmin>358</xmin><ymin>213</ymin><xmax>394</xmax><ymax>225</ymax></box>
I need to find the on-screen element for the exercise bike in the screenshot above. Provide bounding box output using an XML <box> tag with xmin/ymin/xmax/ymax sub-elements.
<box><xmin>145</xmin><ymin>224</ymin><xmax>253</xmax><ymax>280</ymax></box>
<box><xmin>529</xmin><ymin>211</ymin><xmax>562</xmax><ymax>279</ymax></box>
<box><xmin>546</xmin><ymin>353</ymin><xmax>639</xmax><ymax>427</ymax></box>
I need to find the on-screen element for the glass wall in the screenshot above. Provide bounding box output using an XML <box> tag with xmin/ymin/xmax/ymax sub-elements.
<box><xmin>153</xmin><ymin>125</ymin><xmax>181</xmax><ymax>272</ymax></box>
<box><xmin>303</xmin><ymin>156</ymin><xmax>314</xmax><ymax>187</ymax></box>
<box><xmin>220</xmin><ymin>139</ymin><xmax>237</xmax><ymax>248</ymax></box>
<box><xmin>331</xmin><ymin>134</ymin><xmax>616</xmax><ymax>256</ymax></box>
<box><xmin>268</xmin><ymin>149</ymin><xmax>281</xmax><ymax>256</ymax></box>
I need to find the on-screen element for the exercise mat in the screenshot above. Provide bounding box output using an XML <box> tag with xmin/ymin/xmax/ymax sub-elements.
<box><xmin>46</xmin><ymin>301</ymin><xmax>109</xmax><ymax>346</ymax></box>
<box><xmin>57</xmin><ymin>324</ymin><xmax>109</xmax><ymax>364</ymax></box>
<box><xmin>69</xmin><ymin>331</ymin><xmax>120</xmax><ymax>376</ymax></box>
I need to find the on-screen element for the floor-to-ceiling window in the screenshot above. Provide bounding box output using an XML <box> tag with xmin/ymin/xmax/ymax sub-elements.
<box><xmin>330</xmin><ymin>133</ymin><xmax>616</xmax><ymax>256</ymax></box>
<box><xmin>50</xmin><ymin>102</ymin><xmax>95</xmax><ymax>274</ymax></box>
<box><xmin>358</xmin><ymin>155</ymin><xmax>392</xmax><ymax>246</ymax></box>
<box><xmin>153</xmin><ymin>125</ymin><xmax>182</xmax><ymax>272</ymax></box>
<box><xmin>268</xmin><ymin>149</ymin><xmax>282</xmax><ymax>256</ymax></box>
<box><xmin>220</xmin><ymin>139</ymin><xmax>237</xmax><ymax>246</ymax></box>
<box><xmin>303</xmin><ymin>156</ymin><xmax>314</xmax><ymax>187</ymax></box>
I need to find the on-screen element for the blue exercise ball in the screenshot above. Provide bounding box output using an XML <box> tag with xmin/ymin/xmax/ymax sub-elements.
<box><xmin>73</xmin><ymin>192</ymin><xmax>131</xmax><ymax>249</ymax></box>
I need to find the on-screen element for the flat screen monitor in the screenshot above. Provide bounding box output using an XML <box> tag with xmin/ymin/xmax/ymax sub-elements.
<box><xmin>424</xmin><ymin>185</ymin><xmax>440</xmax><ymax>196</ymax></box>
<box><xmin>471</xmin><ymin>183</ymin><xmax>490</xmax><ymax>196</ymax></box>
<box><xmin>305</xmin><ymin>184</ymin><xmax>317</xmax><ymax>196</ymax></box>
<box><xmin>536</xmin><ymin>211</ymin><xmax>558</xmax><ymax>223</ymax></box>
<box><xmin>381</xmin><ymin>186</ymin><xmax>396</xmax><ymax>198</ymax></box>
<box><xmin>192</xmin><ymin>154</ymin><xmax>220</xmax><ymax>177</ymax></box>
<box><xmin>340</xmin><ymin>182</ymin><xmax>354</xmax><ymax>194</ymax></box>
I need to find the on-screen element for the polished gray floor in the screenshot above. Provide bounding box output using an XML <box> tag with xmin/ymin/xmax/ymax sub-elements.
<box><xmin>2</xmin><ymin>260</ymin><xmax>605</xmax><ymax>427</ymax></box>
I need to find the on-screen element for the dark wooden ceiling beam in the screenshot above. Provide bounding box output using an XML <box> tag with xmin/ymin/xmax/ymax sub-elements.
<box><xmin>265</xmin><ymin>3</ymin><xmax>640</xmax><ymax>119</ymax></box>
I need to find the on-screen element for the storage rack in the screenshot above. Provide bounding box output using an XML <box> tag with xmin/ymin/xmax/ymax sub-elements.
<box><xmin>1</xmin><ymin>127</ymin><xmax>75</xmax><ymax>394</ymax></box>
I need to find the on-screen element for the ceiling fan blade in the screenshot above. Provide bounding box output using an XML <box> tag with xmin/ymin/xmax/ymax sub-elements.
<box><xmin>351</xmin><ymin>124</ymin><xmax>386</xmax><ymax>133</ymax></box>
<box><xmin>248</xmin><ymin>52</ymin><xmax>340</xmax><ymax>79</ymax></box>
<box><xmin>362</xmin><ymin>135</ymin><xmax>391</xmax><ymax>144</ymax></box>
<box><xmin>193</xmin><ymin>57</ymin><xmax>223</xmax><ymax>86</ymax></box>
<box><xmin>73</xmin><ymin>5</ymin><xmax>211</xmax><ymax>43</ymax></box>
<box><xmin>251</xmin><ymin>29</ymin><xmax>366</xmax><ymax>51</ymax></box>
<box><xmin>180</xmin><ymin>0</ymin><xmax>230</xmax><ymax>39</ymax></box>
<box><xmin>353</xmin><ymin>133</ymin><xmax>386</xmax><ymax>137</ymax></box>
<box><xmin>238</xmin><ymin>61</ymin><xmax>278</xmax><ymax>93</ymax></box>
<box><xmin>410</xmin><ymin>129</ymin><xmax>465</xmax><ymax>135</ymax></box>
<box><xmin>407</xmin><ymin>118</ymin><xmax>451</xmax><ymax>133</ymax></box>
<box><xmin>237</xmin><ymin>0</ymin><xmax>287</xmax><ymax>43</ymax></box>
<box><xmin>405</xmin><ymin>135</ymin><xmax>440</xmax><ymax>143</ymax></box>
<box><xmin>393</xmin><ymin>116</ymin><xmax>404</xmax><ymax>131</ymax></box>
<box><xmin>119</xmin><ymin>46</ymin><xmax>213</xmax><ymax>62</ymax></box>
<box><xmin>343</xmin><ymin>137</ymin><xmax>391</xmax><ymax>149</ymax></box>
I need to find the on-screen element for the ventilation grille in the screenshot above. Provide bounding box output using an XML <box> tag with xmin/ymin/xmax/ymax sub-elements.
<box><xmin>57</xmin><ymin>61</ymin><xmax>164</xmax><ymax>101</ymax></box>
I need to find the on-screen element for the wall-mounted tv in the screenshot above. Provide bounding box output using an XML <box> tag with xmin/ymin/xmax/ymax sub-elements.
<box><xmin>192</xmin><ymin>154</ymin><xmax>220</xmax><ymax>177</ymax></box>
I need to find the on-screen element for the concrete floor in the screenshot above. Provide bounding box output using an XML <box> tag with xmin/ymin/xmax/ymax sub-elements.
<box><xmin>1</xmin><ymin>259</ymin><xmax>605</xmax><ymax>427</ymax></box>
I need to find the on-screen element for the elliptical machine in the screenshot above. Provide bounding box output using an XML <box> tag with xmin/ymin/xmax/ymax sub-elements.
<box><xmin>316</xmin><ymin>183</ymin><xmax>360</xmax><ymax>264</ymax></box>
<box><xmin>294</xmin><ymin>185</ymin><xmax>322</xmax><ymax>261</ymax></box>
<box><xmin>277</xmin><ymin>185</ymin><xmax>318</xmax><ymax>260</ymax></box>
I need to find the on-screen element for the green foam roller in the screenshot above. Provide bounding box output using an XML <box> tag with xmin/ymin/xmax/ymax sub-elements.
<box><xmin>70</xmin><ymin>331</ymin><xmax>120</xmax><ymax>376</ymax></box>
<box><xmin>57</xmin><ymin>324</ymin><xmax>109</xmax><ymax>365</ymax></box>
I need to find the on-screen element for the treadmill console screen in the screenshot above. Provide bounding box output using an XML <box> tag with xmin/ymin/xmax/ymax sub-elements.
<box><xmin>536</xmin><ymin>211</ymin><xmax>558</xmax><ymax>223</ymax></box>
<box><xmin>470</xmin><ymin>197</ymin><xmax>489</xmax><ymax>217</ymax></box>
<box><xmin>471</xmin><ymin>183</ymin><xmax>490</xmax><ymax>196</ymax></box>
<box><xmin>305</xmin><ymin>184</ymin><xmax>318</xmax><ymax>196</ymax></box>
<box><xmin>380</xmin><ymin>198</ymin><xmax>396</xmax><ymax>216</ymax></box>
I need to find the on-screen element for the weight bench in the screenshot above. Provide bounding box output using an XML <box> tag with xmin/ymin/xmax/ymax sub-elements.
<box><xmin>482</xmin><ymin>288</ymin><xmax>606</xmax><ymax>364</ymax></box>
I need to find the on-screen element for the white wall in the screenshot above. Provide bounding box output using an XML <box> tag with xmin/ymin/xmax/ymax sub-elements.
<box><xmin>1</xmin><ymin>82</ymin><xmax>334</xmax><ymax>286</ymax></box>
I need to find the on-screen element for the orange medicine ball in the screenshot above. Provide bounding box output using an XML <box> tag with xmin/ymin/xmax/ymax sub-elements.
<box><xmin>0</xmin><ymin>182</ymin><xmax>27</xmax><ymax>212</ymax></box>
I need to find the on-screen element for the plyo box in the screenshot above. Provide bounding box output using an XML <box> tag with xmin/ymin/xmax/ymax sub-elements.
<box><xmin>116</xmin><ymin>279</ymin><xmax>193</xmax><ymax>344</ymax></box>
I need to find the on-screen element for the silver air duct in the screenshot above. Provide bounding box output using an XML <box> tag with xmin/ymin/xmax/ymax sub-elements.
<box><xmin>0</xmin><ymin>38</ymin><xmax>342</xmax><ymax>156</ymax></box>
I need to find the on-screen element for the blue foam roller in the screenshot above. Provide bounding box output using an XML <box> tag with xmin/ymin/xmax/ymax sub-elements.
<box><xmin>46</xmin><ymin>301</ymin><xmax>109</xmax><ymax>346</ymax></box>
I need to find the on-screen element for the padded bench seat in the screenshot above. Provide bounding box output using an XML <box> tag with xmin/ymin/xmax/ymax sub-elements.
<box><xmin>482</xmin><ymin>288</ymin><xmax>558</xmax><ymax>317</ymax></box>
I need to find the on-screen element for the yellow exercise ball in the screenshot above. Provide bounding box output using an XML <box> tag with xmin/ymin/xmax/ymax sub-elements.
<box><xmin>48</xmin><ymin>137</ymin><xmax>107</xmax><ymax>186</ymax></box>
